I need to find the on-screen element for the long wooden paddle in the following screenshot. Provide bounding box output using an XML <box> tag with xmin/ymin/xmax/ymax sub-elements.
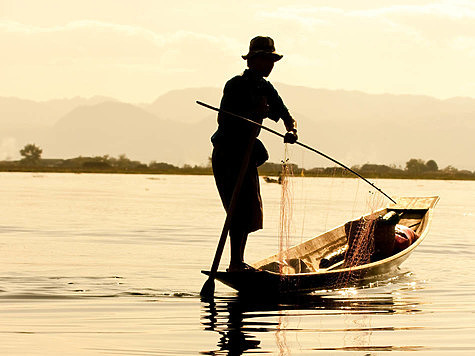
<box><xmin>200</xmin><ymin>126</ymin><xmax>259</xmax><ymax>298</ymax></box>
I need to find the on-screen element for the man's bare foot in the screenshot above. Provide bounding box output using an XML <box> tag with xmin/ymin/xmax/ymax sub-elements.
<box><xmin>227</xmin><ymin>262</ymin><xmax>256</xmax><ymax>272</ymax></box>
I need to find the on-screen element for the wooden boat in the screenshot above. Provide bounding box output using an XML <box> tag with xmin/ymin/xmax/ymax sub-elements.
<box><xmin>262</xmin><ymin>176</ymin><xmax>281</xmax><ymax>184</ymax></box>
<box><xmin>203</xmin><ymin>196</ymin><xmax>439</xmax><ymax>294</ymax></box>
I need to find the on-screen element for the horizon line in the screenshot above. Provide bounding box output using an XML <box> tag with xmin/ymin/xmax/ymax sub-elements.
<box><xmin>2</xmin><ymin>84</ymin><xmax>475</xmax><ymax>104</ymax></box>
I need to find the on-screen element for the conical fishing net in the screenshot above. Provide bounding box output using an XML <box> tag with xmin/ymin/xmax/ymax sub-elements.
<box><xmin>275</xmin><ymin>146</ymin><xmax>387</xmax><ymax>290</ymax></box>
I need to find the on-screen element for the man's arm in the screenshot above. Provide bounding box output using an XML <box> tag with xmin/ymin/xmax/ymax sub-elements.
<box><xmin>267</xmin><ymin>85</ymin><xmax>298</xmax><ymax>144</ymax></box>
<box><xmin>265</xmin><ymin>82</ymin><xmax>297</xmax><ymax>133</ymax></box>
<box><xmin>283</xmin><ymin>114</ymin><xmax>298</xmax><ymax>144</ymax></box>
<box><xmin>282</xmin><ymin>114</ymin><xmax>297</xmax><ymax>133</ymax></box>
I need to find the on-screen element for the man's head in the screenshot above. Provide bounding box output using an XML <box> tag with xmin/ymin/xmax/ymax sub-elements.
<box><xmin>242</xmin><ymin>36</ymin><xmax>282</xmax><ymax>77</ymax></box>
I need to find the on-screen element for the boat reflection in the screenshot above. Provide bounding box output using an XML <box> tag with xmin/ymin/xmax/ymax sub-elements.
<box><xmin>200</xmin><ymin>281</ymin><xmax>424</xmax><ymax>355</ymax></box>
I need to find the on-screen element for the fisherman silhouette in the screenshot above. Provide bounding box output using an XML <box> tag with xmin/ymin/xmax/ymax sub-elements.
<box><xmin>211</xmin><ymin>36</ymin><xmax>298</xmax><ymax>272</ymax></box>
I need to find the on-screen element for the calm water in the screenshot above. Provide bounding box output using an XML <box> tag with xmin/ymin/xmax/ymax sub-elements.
<box><xmin>0</xmin><ymin>173</ymin><xmax>474</xmax><ymax>355</ymax></box>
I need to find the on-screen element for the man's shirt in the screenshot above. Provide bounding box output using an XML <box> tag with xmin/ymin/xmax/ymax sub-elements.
<box><xmin>211</xmin><ymin>69</ymin><xmax>291</xmax><ymax>149</ymax></box>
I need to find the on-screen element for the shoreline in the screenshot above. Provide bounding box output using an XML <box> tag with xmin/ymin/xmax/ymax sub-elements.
<box><xmin>1</xmin><ymin>167</ymin><xmax>474</xmax><ymax>181</ymax></box>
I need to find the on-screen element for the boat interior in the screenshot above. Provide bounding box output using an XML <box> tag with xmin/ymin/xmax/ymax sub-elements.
<box><xmin>251</xmin><ymin>196</ymin><xmax>438</xmax><ymax>275</ymax></box>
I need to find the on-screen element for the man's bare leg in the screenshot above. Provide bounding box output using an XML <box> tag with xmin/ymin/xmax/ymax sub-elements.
<box><xmin>229</xmin><ymin>228</ymin><xmax>248</xmax><ymax>271</ymax></box>
<box><xmin>240</xmin><ymin>233</ymin><xmax>248</xmax><ymax>263</ymax></box>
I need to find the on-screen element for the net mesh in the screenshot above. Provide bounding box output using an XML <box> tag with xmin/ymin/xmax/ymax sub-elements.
<box><xmin>275</xmin><ymin>147</ymin><xmax>387</xmax><ymax>290</ymax></box>
<box><xmin>334</xmin><ymin>214</ymin><xmax>378</xmax><ymax>288</ymax></box>
<box><xmin>278</xmin><ymin>148</ymin><xmax>294</xmax><ymax>275</ymax></box>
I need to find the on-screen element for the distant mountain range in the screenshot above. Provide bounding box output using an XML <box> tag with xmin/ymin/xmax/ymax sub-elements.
<box><xmin>1</xmin><ymin>85</ymin><xmax>474</xmax><ymax>170</ymax></box>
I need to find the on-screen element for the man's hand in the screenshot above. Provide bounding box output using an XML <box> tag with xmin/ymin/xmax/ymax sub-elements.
<box><xmin>284</xmin><ymin>130</ymin><xmax>298</xmax><ymax>144</ymax></box>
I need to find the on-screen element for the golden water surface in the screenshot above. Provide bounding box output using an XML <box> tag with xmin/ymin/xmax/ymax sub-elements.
<box><xmin>1</xmin><ymin>173</ymin><xmax>474</xmax><ymax>355</ymax></box>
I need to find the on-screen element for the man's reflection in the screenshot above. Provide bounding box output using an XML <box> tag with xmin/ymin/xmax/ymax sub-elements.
<box><xmin>201</xmin><ymin>297</ymin><xmax>261</xmax><ymax>355</ymax></box>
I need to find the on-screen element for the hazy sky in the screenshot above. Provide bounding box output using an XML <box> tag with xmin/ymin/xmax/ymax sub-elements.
<box><xmin>1</xmin><ymin>0</ymin><xmax>475</xmax><ymax>102</ymax></box>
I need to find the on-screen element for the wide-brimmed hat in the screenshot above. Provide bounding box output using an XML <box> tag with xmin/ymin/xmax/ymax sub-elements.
<box><xmin>242</xmin><ymin>36</ymin><xmax>283</xmax><ymax>61</ymax></box>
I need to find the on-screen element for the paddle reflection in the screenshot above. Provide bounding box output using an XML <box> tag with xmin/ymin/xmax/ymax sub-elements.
<box><xmin>200</xmin><ymin>287</ymin><xmax>423</xmax><ymax>355</ymax></box>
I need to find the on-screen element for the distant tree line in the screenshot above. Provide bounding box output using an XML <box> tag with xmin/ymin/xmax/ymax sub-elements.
<box><xmin>349</xmin><ymin>158</ymin><xmax>473</xmax><ymax>179</ymax></box>
<box><xmin>0</xmin><ymin>143</ymin><xmax>473</xmax><ymax>180</ymax></box>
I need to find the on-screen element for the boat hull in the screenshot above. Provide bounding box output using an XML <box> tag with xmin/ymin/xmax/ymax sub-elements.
<box><xmin>203</xmin><ymin>196</ymin><xmax>439</xmax><ymax>294</ymax></box>
<box><xmin>203</xmin><ymin>250</ymin><xmax>410</xmax><ymax>294</ymax></box>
